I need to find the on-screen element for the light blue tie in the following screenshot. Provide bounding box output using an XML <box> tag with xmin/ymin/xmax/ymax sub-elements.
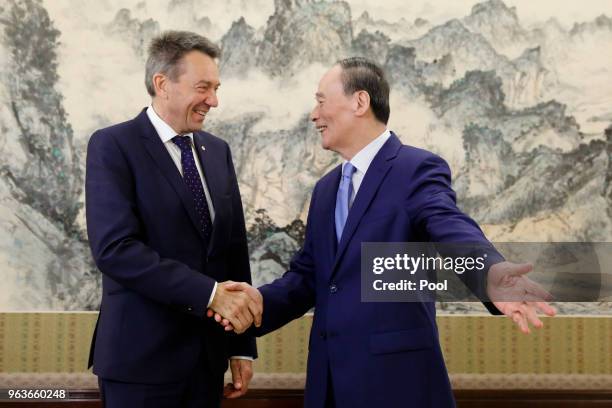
<box><xmin>335</xmin><ymin>162</ymin><xmax>356</xmax><ymax>242</ymax></box>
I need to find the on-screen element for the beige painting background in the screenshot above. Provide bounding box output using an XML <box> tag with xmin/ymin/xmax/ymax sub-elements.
<box><xmin>0</xmin><ymin>0</ymin><xmax>610</xmax><ymax>314</ymax></box>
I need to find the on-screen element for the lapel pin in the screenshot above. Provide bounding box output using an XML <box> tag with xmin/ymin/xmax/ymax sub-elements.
<box><xmin>201</xmin><ymin>146</ymin><xmax>206</xmax><ymax>151</ymax></box>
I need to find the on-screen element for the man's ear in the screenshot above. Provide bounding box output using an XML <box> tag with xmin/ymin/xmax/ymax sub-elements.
<box><xmin>153</xmin><ymin>73</ymin><xmax>168</xmax><ymax>99</ymax></box>
<box><xmin>354</xmin><ymin>90</ymin><xmax>371</xmax><ymax>117</ymax></box>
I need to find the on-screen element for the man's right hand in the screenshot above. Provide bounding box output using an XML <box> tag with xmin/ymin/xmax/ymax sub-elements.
<box><xmin>208</xmin><ymin>282</ymin><xmax>263</xmax><ymax>333</ymax></box>
<box><xmin>209</xmin><ymin>281</ymin><xmax>263</xmax><ymax>334</ymax></box>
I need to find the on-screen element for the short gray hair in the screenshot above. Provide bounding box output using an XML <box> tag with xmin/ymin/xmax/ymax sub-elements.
<box><xmin>145</xmin><ymin>30</ymin><xmax>221</xmax><ymax>97</ymax></box>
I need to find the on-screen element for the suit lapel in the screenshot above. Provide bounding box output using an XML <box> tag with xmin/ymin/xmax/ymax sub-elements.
<box><xmin>330</xmin><ymin>134</ymin><xmax>402</xmax><ymax>279</ymax></box>
<box><xmin>318</xmin><ymin>166</ymin><xmax>342</xmax><ymax>276</ymax></box>
<box><xmin>137</xmin><ymin>111</ymin><xmax>208</xmax><ymax>242</ymax></box>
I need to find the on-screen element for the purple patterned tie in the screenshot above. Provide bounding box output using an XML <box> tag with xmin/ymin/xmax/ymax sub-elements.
<box><xmin>172</xmin><ymin>136</ymin><xmax>212</xmax><ymax>241</ymax></box>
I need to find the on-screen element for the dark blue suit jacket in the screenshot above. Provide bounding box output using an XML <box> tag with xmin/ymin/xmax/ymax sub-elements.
<box><xmin>257</xmin><ymin>134</ymin><xmax>502</xmax><ymax>407</ymax></box>
<box><xmin>86</xmin><ymin>109</ymin><xmax>256</xmax><ymax>384</ymax></box>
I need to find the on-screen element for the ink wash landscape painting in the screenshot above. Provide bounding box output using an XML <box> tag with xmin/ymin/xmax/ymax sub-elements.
<box><xmin>1</xmin><ymin>0</ymin><xmax>610</xmax><ymax>314</ymax></box>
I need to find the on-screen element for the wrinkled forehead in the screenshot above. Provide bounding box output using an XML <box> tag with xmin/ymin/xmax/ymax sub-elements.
<box><xmin>177</xmin><ymin>51</ymin><xmax>220</xmax><ymax>83</ymax></box>
<box><xmin>318</xmin><ymin>65</ymin><xmax>344</xmax><ymax>93</ymax></box>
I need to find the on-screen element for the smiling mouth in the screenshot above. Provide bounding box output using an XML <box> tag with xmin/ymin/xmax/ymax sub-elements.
<box><xmin>194</xmin><ymin>109</ymin><xmax>208</xmax><ymax>118</ymax></box>
<box><xmin>316</xmin><ymin>125</ymin><xmax>327</xmax><ymax>133</ymax></box>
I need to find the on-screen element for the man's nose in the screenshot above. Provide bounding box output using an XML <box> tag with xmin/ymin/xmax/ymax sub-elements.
<box><xmin>207</xmin><ymin>91</ymin><xmax>219</xmax><ymax>108</ymax></box>
<box><xmin>310</xmin><ymin>106</ymin><xmax>318</xmax><ymax>121</ymax></box>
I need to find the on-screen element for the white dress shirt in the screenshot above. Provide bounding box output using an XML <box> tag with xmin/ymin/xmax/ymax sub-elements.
<box><xmin>146</xmin><ymin>106</ymin><xmax>216</xmax><ymax>221</ymax></box>
<box><xmin>344</xmin><ymin>129</ymin><xmax>392</xmax><ymax>206</ymax></box>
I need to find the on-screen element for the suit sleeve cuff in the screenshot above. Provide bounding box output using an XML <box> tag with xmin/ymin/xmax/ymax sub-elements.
<box><xmin>230</xmin><ymin>355</ymin><xmax>255</xmax><ymax>361</ymax></box>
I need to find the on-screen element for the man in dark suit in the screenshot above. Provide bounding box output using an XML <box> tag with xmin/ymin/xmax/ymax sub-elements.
<box><xmin>86</xmin><ymin>31</ymin><xmax>261</xmax><ymax>407</ymax></box>
<box><xmin>211</xmin><ymin>58</ymin><xmax>555</xmax><ymax>407</ymax></box>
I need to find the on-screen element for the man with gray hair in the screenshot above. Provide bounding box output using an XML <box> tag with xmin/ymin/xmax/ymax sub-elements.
<box><xmin>86</xmin><ymin>30</ymin><xmax>261</xmax><ymax>407</ymax></box>
<box><xmin>211</xmin><ymin>57</ymin><xmax>556</xmax><ymax>407</ymax></box>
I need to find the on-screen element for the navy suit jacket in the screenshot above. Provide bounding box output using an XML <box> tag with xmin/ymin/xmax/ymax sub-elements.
<box><xmin>257</xmin><ymin>134</ymin><xmax>502</xmax><ymax>407</ymax></box>
<box><xmin>86</xmin><ymin>109</ymin><xmax>256</xmax><ymax>384</ymax></box>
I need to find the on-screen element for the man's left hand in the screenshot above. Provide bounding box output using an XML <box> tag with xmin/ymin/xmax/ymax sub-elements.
<box><xmin>224</xmin><ymin>359</ymin><xmax>253</xmax><ymax>399</ymax></box>
<box><xmin>487</xmin><ymin>261</ymin><xmax>556</xmax><ymax>334</ymax></box>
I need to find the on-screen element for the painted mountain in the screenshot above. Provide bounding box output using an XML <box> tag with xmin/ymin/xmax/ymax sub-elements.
<box><xmin>0</xmin><ymin>0</ymin><xmax>610</xmax><ymax>314</ymax></box>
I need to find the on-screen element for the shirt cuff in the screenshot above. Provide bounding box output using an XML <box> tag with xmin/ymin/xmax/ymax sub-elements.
<box><xmin>230</xmin><ymin>356</ymin><xmax>255</xmax><ymax>361</ymax></box>
<box><xmin>206</xmin><ymin>281</ymin><xmax>218</xmax><ymax>308</ymax></box>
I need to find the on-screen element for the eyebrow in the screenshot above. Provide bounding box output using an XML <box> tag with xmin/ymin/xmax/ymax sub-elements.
<box><xmin>195</xmin><ymin>80</ymin><xmax>220</xmax><ymax>87</ymax></box>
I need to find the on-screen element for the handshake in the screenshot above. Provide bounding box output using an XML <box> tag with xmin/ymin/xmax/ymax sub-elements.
<box><xmin>208</xmin><ymin>281</ymin><xmax>263</xmax><ymax>334</ymax></box>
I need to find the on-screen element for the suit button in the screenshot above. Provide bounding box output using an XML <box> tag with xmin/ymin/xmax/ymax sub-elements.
<box><xmin>329</xmin><ymin>284</ymin><xmax>338</xmax><ymax>294</ymax></box>
<box><xmin>319</xmin><ymin>331</ymin><xmax>326</xmax><ymax>339</ymax></box>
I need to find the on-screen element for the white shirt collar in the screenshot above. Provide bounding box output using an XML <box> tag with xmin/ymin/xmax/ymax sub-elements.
<box><xmin>146</xmin><ymin>105</ymin><xmax>194</xmax><ymax>143</ymax></box>
<box><xmin>345</xmin><ymin>129</ymin><xmax>392</xmax><ymax>175</ymax></box>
